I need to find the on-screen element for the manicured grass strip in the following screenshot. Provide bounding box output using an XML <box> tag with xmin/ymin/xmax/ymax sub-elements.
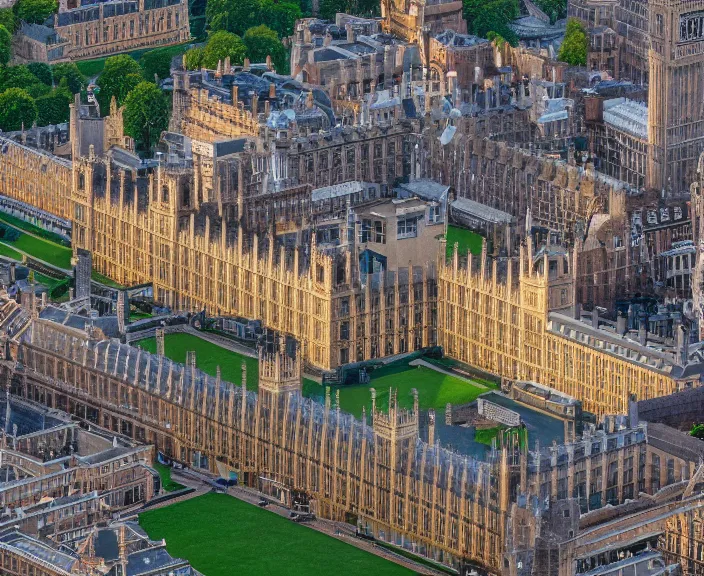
<box><xmin>153</xmin><ymin>461</ymin><xmax>185</xmax><ymax>492</ymax></box>
<box><xmin>0</xmin><ymin>212</ymin><xmax>70</xmax><ymax>246</ymax></box>
<box><xmin>376</xmin><ymin>541</ymin><xmax>457</xmax><ymax>575</ymax></box>
<box><xmin>0</xmin><ymin>243</ymin><xmax>23</xmax><ymax>261</ymax></box>
<box><xmin>3</xmin><ymin>232</ymin><xmax>73</xmax><ymax>269</ymax></box>
<box><xmin>445</xmin><ymin>225</ymin><xmax>484</xmax><ymax>259</ymax></box>
<box><xmin>136</xmin><ymin>332</ymin><xmax>259</xmax><ymax>390</ymax></box>
<box><xmin>306</xmin><ymin>360</ymin><xmax>490</xmax><ymax>419</ymax></box>
<box><xmin>139</xmin><ymin>493</ymin><xmax>414</xmax><ymax>576</ymax></box>
<box><xmin>129</xmin><ymin>310</ymin><xmax>152</xmax><ymax>321</ymax></box>
<box><xmin>91</xmin><ymin>269</ymin><xmax>125</xmax><ymax>288</ymax></box>
<box><xmin>473</xmin><ymin>426</ymin><xmax>506</xmax><ymax>446</ymax></box>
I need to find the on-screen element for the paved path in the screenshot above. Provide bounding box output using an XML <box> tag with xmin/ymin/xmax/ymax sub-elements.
<box><xmin>169</xmin><ymin>468</ymin><xmax>449</xmax><ymax>576</ymax></box>
<box><xmin>409</xmin><ymin>359</ymin><xmax>488</xmax><ymax>388</ymax></box>
<box><xmin>183</xmin><ymin>325</ymin><xmax>258</xmax><ymax>358</ymax></box>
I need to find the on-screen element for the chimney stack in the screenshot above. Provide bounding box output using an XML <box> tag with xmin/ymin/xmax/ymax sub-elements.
<box><xmin>638</xmin><ymin>312</ymin><xmax>648</xmax><ymax>346</ymax></box>
<box><xmin>617</xmin><ymin>312</ymin><xmax>627</xmax><ymax>336</ymax></box>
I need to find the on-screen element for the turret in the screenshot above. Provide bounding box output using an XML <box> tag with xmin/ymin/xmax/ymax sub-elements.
<box><xmin>258</xmin><ymin>331</ymin><xmax>301</xmax><ymax>393</ymax></box>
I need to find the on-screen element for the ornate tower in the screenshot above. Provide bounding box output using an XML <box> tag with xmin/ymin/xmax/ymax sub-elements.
<box><xmin>647</xmin><ymin>0</ymin><xmax>704</xmax><ymax>194</ymax></box>
<box><xmin>258</xmin><ymin>333</ymin><xmax>301</xmax><ymax>394</ymax></box>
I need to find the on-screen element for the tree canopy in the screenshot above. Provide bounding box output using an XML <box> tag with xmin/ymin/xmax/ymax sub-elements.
<box><xmin>0</xmin><ymin>88</ymin><xmax>38</xmax><ymax>131</ymax></box>
<box><xmin>0</xmin><ymin>8</ymin><xmax>15</xmax><ymax>33</ymax></box>
<box><xmin>534</xmin><ymin>0</ymin><xmax>566</xmax><ymax>23</ymax></box>
<box><xmin>13</xmin><ymin>0</ymin><xmax>58</xmax><ymax>24</ymax></box>
<box><xmin>139</xmin><ymin>45</ymin><xmax>189</xmax><ymax>81</ymax></box>
<box><xmin>243</xmin><ymin>25</ymin><xmax>287</xmax><ymax>73</ymax></box>
<box><xmin>123</xmin><ymin>81</ymin><xmax>170</xmax><ymax>152</ymax></box>
<box><xmin>463</xmin><ymin>0</ymin><xmax>519</xmax><ymax>46</ymax></box>
<box><xmin>96</xmin><ymin>54</ymin><xmax>144</xmax><ymax>113</ymax></box>
<box><xmin>558</xmin><ymin>18</ymin><xmax>588</xmax><ymax>66</ymax></box>
<box><xmin>206</xmin><ymin>0</ymin><xmax>259</xmax><ymax>37</ymax></box>
<box><xmin>0</xmin><ymin>24</ymin><xmax>11</xmax><ymax>67</ymax></box>
<box><xmin>200</xmin><ymin>30</ymin><xmax>247</xmax><ymax>69</ymax></box>
<box><xmin>51</xmin><ymin>62</ymin><xmax>86</xmax><ymax>93</ymax></box>
<box><xmin>27</xmin><ymin>62</ymin><xmax>53</xmax><ymax>85</ymax></box>
<box><xmin>36</xmin><ymin>86</ymin><xmax>72</xmax><ymax>126</ymax></box>
<box><xmin>0</xmin><ymin>65</ymin><xmax>51</xmax><ymax>98</ymax></box>
<box><xmin>318</xmin><ymin>0</ymin><xmax>378</xmax><ymax>20</ymax></box>
<box><xmin>260</xmin><ymin>0</ymin><xmax>302</xmax><ymax>38</ymax></box>
<box><xmin>184</xmin><ymin>47</ymin><xmax>205</xmax><ymax>70</ymax></box>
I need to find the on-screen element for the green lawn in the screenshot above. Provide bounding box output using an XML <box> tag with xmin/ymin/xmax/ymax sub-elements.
<box><xmin>130</xmin><ymin>310</ymin><xmax>153</xmax><ymax>321</ymax></box>
<box><xmin>0</xmin><ymin>243</ymin><xmax>23</xmax><ymax>261</ymax></box>
<box><xmin>153</xmin><ymin>461</ymin><xmax>185</xmax><ymax>492</ymax></box>
<box><xmin>139</xmin><ymin>493</ymin><xmax>414</xmax><ymax>576</ymax></box>
<box><xmin>445</xmin><ymin>225</ymin><xmax>484</xmax><ymax>259</ymax></box>
<box><xmin>91</xmin><ymin>269</ymin><xmax>125</xmax><ymax>288</ymax></box>
<box><xmin>3</xmin><ymin>232</ymin><xmax>73</xmax><ymax>269</ymax></box>
<box><xmin>134</xmin><ymin>334</ymin><xmax>487</xmax><ymax>419</ymax></box>
<box><xmin>474</xmin><ymin>426</ymin><xmax>506</xmax><ymax>446</ymax></box>
<box><xmin>306</xmin><ymin>360</ymin><xmax>491</xmax><ymax>419</ymax></box>
<box><xmin>0</xmin><ymin>212</ymin><xmax>70</xmax><ymax>247</ymax></box>
<box><xmin>136</xmin><ymin>333</ymin><xmax>259</xmax><ymax>389</ymax></box>
<box><xmin>34</xmin><ymin>272</ymin><xmax>66</xmax><ymax>290</ymax></box>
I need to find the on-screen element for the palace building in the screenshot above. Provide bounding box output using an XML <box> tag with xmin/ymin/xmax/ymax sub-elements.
<box><xmin>13</xmin><ymin>0</ymin><xmax>189</xmax><ymax>64</ymax></box>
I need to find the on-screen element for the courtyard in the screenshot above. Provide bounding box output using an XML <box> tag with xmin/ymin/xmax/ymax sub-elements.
<box><xmin>139</xmin><ymin>333</ymin><xmax>493</xmax><ymax>419</ymax></box>
<box><xmin>313</xmin><ymin>359</ymin><xmax>493</xmax><ymax>419</ymax></box>
<box><xmin>445</xmin><ymin>225</ymin><xmax>483</xmax><ymax>259</ymax></box>
<box><xmin>135</xmin><ymin>332</ymin><xmax>259</xmax><ymax>389</ymax></box>
<box><xmin>138</xmin><ymin>493</ymin><xmax>414</xmax><ymax>576</ymax></box>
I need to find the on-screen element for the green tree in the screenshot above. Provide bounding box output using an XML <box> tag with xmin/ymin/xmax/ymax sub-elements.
<box><xmin>35</xmin><ymin>86</ymin><xmax>72</xmax><ymax>126</ymax></box>
<box><xmin>123</xmin><ymin>81</ymin><xmax>169</xmax><ymax>152</ymax></box>
<box><xmin>243</xmin><ymin>25</ymin><xmax>287</xmax><ymax>72</ymax></box>
<box><xmin>13</xmin><ymin>0</ymin><xmax>58</xmax><ymax>24</ymax></box>
<box><xmin>205</xmin><ymin>0</ymin><xmax>259</xmax><ymax>36</ymax></box>
<box><xmin>140</xmin><ymin>45</ymin><xmax>187</xmax><ymax>81</ymax></box>
<box><xmin>0</xmin><ymin>24</ymin><xmax>10</xmax><ymax>67</ymax></box>
<box><xmin>463</xmin><ymin>0</ymin><xmax>519</xmax><ymax>45</ymax></box>
<box><xmin>184</xmin><ymin>47</ymin><xmax>204</xmax><ymax>70</ymax></box>
<box><xmin>51</xmin><ymin>62</ymin><xmax>86</xmax><ymax>93</ymax></box>
<box><xmin>0</xmin><ymin>88</ymin><xmax>38</xmax><ymax>131</ymax></box>
<box><xmin>27</xmin><ymin>62</ymin><xmax>53</xmax><ymax>85</ymax></box>
<box><xmin>0</xmin><ymin>8</ymin><xmax>16</xmax><ymax>33</ymax></box>
<box><xmin>558</xmin><ymin>18</ymin><xmax>588</xmax><ymax>66</ymax></box>
<box><xmin>692</xmin><ymin>424</ymin><xmax>704</xmax><ymax>440</ymax></box>
<box><xmin>200</xmin><ymin>30</ymin><xmax>247</xmax><ymax>69</ymax></box>
<box><xmin>318</xmin><ymin>0</ymin><xmax>345</xmax><ymax>21</ymax></box>
<box><xmin>260</xmin><ymin>0</ymin><xmax>301</xmax><ymax>38</ymax></box>
<box><xmin>534</xmin><ymin>0</ymin><xmax>565</xmax><ymax>23</ymax></box>
<box><xmin>96</xmin><ymin>54</ymin><xmax>143</xmax><ymax>113</ymax></box>
<box><xmin>0</xmin><ymin>65</ymin><xmax>49</xmax><ymax>98</ymax></box>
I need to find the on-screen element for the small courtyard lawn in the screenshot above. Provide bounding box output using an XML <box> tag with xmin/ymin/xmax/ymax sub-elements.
<box><xmin>135</xmin><ymin>332</ymin><xmax>259</xmax><ymax>389</ymax></box>
<box><xmin>153</xmin><ymin>462</ymin><xmax>185</xmax><ymax>492</ymax></box>
<box><xmin>306</xmin><ymin>360</ymin><xmax>492</xmax><ymax>419</ymax></box>
<box><xmin>474</xmin><ymin>426</ymin><xmax>506</xmax><ymax>446</ymax></box>
<box><xmin>445</xmin><ymin>225</ymin><xmax>483</xmax><ymax>259</ymax></box>
<box><xmin>0</xmin><ymin>243</ymin><xmax>23</xmax><ymax>261</ymax></box>
<box><xmin>139</xmin><ymin>493</ymin><xmax>414</xmax><ymax>576</ymax></box>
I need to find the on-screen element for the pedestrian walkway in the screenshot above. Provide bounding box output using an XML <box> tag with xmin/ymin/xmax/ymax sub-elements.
<box><xmin>409</xmin><ymin>358</ymin><xmax>489</xmax><ymax>388</ymax></box>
